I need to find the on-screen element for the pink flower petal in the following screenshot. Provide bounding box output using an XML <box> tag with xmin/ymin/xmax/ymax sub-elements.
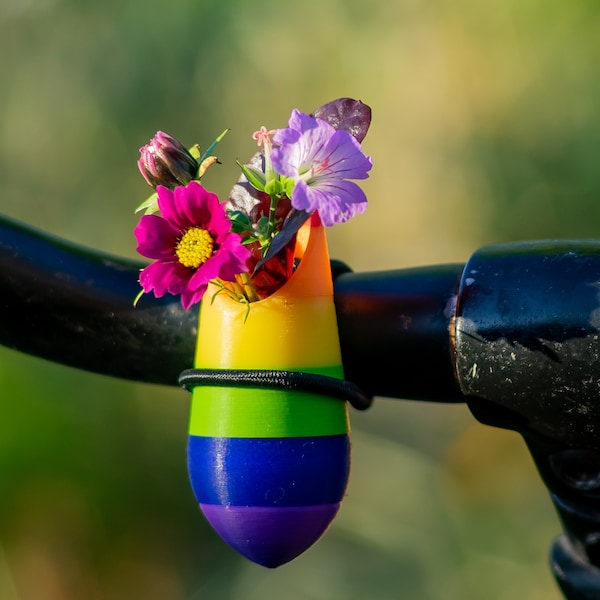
<box><xmin>135</xmin><ymin>215</ymin><xmax>180</xmax><ymax>260</ymax></box>
<box><xmin>139</xmin><ymin>260</ymin><xmax>183</xmax><ymax>297</ymax></box>
<box><xmin>134</xmin><ymin>180</ymin><xmax>251</xmax><ymax>307</ymax></box>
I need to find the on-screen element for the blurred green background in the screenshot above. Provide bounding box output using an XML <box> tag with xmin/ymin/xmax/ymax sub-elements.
<box><xmin>2</xmin><ymin>0</ymin><xmax>600</xmax><ymax>598</ymax></box>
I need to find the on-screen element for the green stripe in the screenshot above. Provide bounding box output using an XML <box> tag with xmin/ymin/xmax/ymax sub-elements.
<box><xmin>188</xmin><ymin>365</ymin><xmax>349</xmax><ymax>437</ymax></box>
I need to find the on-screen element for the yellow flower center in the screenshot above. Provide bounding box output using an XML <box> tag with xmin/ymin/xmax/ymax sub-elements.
<box><xmin>175</xmin><ymin>227</ymin><xmax>214</xmax><ymax>268</ymax></box>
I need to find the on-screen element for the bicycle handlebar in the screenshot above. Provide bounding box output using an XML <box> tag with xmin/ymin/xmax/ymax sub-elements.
<box><xmin>4</xmin><ymin>211</ymin><xmax>600</xmax><ymax>599</ymax></box>
<box><xmin>0</xmin><ymin>213</ymin><xmax>464</xmax><ymax>402</ymax></box>
<box><xmin>0</xmin><ymin>214</ymin><xmax>199</xmax><ymax>386</ymax></box>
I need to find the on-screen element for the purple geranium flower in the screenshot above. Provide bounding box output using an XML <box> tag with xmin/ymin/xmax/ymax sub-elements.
<box><xmin>271</xmin><ymin>109</ymin><xmax>373</xmax><ymax>227</ymax></box>
<box><xmin>134</xmin><ymin>181</ymin><xmax>251</xmax><ymax>309</ymax></box>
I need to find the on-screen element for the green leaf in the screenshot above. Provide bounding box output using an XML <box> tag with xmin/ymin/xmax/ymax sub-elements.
<box><xmin>237</xmin><ymin>161</ymin><xmax>267</xmax><ymax>192</ymax></box>
<box><xmin>229</xmin><ymin>210</ymin><xmax>252</xmax><ymax>234</ymax></box>
<box><xmin>135</xmin><ymin>192</ymin><xmax>159</xmax><ymax>214</ymax></box>
<box><xmin>264</xmin><ymin>178</ymin><xmax>283</xmax><ymax>196</ymax></box>
<box><xmin>189</xmin><ymin>144</ymin><xmax>202</xmax><ymax>160</ymax></box>
<box><xmin>200</xmin><ymin>128</ymin><xmax>230</xmax><ymax>163</ymax></box>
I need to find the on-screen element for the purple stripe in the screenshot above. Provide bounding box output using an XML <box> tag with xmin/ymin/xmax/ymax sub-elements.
<box><xmin>200</xmin><ymin>503</ymin><xmax>341</xmax><ymax>568</ymax></box>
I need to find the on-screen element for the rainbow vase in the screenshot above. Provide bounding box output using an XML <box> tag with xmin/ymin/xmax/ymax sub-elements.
<box><xmin>186</xmin><ymin>216</ymin><xmax>350</xmax><ymax>568</ymax></box>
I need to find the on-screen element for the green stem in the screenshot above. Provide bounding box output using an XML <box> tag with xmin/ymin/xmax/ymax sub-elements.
<box><xmin>237</xmin><ymin>272</ymin><xmax>260</xmax><ymax>303</ymax></box>
<box><xmin>266</xmin><ymin>194</ymin><xmax>279</xmax><ymax>245</ymax></box>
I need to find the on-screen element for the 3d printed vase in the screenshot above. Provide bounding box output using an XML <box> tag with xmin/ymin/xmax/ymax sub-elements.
<box><xmin>186</xmin><ymin>215</ymin><xmax>350</xmax><ymax>568</ymax></box>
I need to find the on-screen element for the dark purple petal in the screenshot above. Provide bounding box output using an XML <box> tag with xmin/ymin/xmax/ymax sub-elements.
<box><xmin>311</xmin><ymin>98</ymin><xmax>372</xmax><ymax>143</ymax></box>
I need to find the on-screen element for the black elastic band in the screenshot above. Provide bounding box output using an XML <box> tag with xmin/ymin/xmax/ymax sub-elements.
<box><xmin>178</xmin><ymin>368</ymin><xmax>372</xmax><ymax>411</ymax></box>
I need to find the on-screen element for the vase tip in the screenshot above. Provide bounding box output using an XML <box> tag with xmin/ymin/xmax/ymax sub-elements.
<box><xmin>200</xmin><ymin>503</ymin><xmax>341</xmax><ymax>567</ymax></box>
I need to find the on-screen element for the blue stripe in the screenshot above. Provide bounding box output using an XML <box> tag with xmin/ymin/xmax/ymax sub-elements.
<box><xmin>188</xmin><ymin>435</ymin><xmax>350</xmax><ymax>507</ymax></box>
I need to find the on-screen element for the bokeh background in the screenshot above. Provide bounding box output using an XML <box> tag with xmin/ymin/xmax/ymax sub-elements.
<box><xmin>2</xmin><ymin>0</ymin><xmax>600</xmax><ymax>598</ymax></box>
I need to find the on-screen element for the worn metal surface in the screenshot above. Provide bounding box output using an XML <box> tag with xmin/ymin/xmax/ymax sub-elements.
<box><xmin>454</xmin><ymin>240</ymin><xmax>600</xmax><ymax>449</ymax></box>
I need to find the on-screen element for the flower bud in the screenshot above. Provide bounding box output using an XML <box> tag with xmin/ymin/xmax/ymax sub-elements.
<box><xmin>137</xmin><ymin>131</ymin><xmax>199</xmax><ymax>188</ymax></box>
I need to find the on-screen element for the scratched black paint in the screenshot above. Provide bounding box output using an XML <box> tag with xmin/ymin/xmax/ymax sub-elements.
<box><xmin>454</xmin><ymin>240</ymin><xmax>600</xmax><ymax>450</ymax></box>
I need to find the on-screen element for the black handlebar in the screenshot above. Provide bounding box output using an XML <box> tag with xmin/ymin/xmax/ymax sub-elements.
<box><xmin>0</xmin><ymin>213</ymin><xmax>464</xmax><ymax>401</ymax></box>
<box><xmin>0</xmin><ymin>214</ymin><xmax>197</xmax><ymax>386</ymax></box>
<box><xmin>4</xmin><ymin>211</ymin><xmax>600</xmax><ymax>599</ymax></box>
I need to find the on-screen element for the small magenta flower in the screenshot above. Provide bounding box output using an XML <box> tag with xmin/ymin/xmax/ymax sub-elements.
<box><xmin>270</xmin><ymin>109</ymin><xmax>373</xmax><ymax>227</ymax></box>
<box><xmin>134</xmin><ymin>181</ymin><xmax>251</xmax><ymax>309</ymax></box>
<box><xmin>138</xmin><ymin>131</ymin><xmax>199</xmax><ymax>189</ymax></box>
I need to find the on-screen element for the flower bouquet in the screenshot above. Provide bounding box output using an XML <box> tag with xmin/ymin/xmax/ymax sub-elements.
<box><xmin>133</xmin><ymin>98</ymin><xmax>373</xmax><ymax>567</ymax></box>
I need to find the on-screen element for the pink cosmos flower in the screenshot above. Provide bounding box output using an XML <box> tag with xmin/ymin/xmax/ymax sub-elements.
<box><xmin>134</xmin><ymin>181</ymin><xmax>251</xmax><ymax>309</ymax></box>
<box><xmin>271</xmin><ymin>109</ymin><xmax>373</xmax><ymax>226</ymax></box>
